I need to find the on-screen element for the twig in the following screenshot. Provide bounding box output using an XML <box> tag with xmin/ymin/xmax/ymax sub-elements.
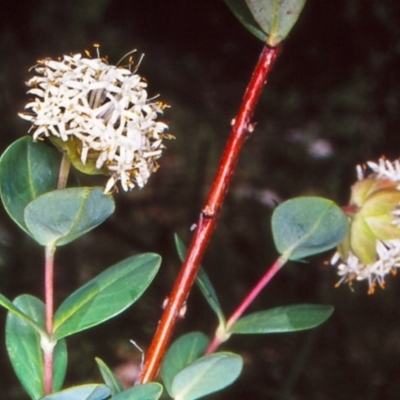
<box><xmin>137</xmin><ymin>44</ymin><xmax>281</xmax><ymax>384</ymax></box>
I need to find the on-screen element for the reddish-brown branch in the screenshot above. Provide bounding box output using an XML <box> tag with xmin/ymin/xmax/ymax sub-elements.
<box><xmin>137</xmin><ymin>44</ymin><xmax>281</xmax><ymax>384</ymax></box>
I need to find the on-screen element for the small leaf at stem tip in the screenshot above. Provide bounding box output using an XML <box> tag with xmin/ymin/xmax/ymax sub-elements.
<box><xmin>170</xmin><ymin>352</ymin><xmax>243</xmax><ymax>400</ymax></box>
<box><xmin>271</xmin><ymin>196</ymin><xmax>349</xmax><ymax>261</ymax></box>
<box><xmin>113</xmin><ymin>383</ymin><xmax>164</xmax><ymax>400</ymax></box>
<box><xmin>40</xmin><ymin>384</ymin><xmax>111</xmax><ymax>400</ymax></box>
<box><xmin>229</xmin><ymin>304</ymin><xmax>334</xmax><ymax>334</ymax></box>
<box><xmin>0</xmin><ymin>136</ymin><xmax>60</xmax><ymax>235</ymax></box>
<box><xmin>24</xmin><ymin>187</ymin><xmax>115</xmax><ymax>247</ymax></box>
<box><xmin>245</xmin><ymin>0</ymin><xmax>306</xmax><ymax>46</ymax></box>
<box><xmin>161</xmin><ymin>331</ymin><xmax>210</xmax><ymax>397</ymax></box>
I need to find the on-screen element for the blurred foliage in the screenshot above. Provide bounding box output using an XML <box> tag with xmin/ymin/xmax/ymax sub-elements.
<box><xmin>1</xmin><ymin>0</ymin><xmax>400</xmax><ymax>399</ymax></box>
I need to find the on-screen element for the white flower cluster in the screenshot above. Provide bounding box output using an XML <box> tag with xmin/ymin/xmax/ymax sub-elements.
<box><xmin>331</xmin><ymin>158</ymin><xmax>400</xmax><ymax>294</ymax></box>
<box><xmin>20</xmin><ymin>51</ymin><xmax>171</xmax><ymax>192</ymax></box>
<box><xmin>331</xmin><ymin>240</ymin><xmax>400</xmax><ymax>294</ymax></box>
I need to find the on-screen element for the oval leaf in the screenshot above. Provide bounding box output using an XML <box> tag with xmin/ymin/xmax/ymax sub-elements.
<box><xmin>272</xmin><ymin>197</ymin><xmax>349</xmax><ymax>260</ymax></box>
<box><xmin>40</xmin><ymin>384</ymin><xmax>110</xmax><ymax>400</ymax></box>
<box><xmin>0</xmin><ymin>136</ymin><xmax>60</xmax><ymax>234</ymax></box>
<box><xmin>161</xmin><ymin>332</ymin><xmax>210</xmax><ymax>396</ymax></box>
<box><xmin>225</xmin><ymin>0</ymin><xmax>268</xmax><ymax>41</ymax></box>
<box><xmin>171</xmin><ymin>352</ymin><xmax>243</xmax><ymax>400</ymax></box>
<box><xmin>95</xmin><ymin>357</ymin><xmax>124</xmax><ymax>396</ymax></box>
<box><xmin>6</xmin><ymin>295</ymin><xmax>67</xmax><ymax>399</ymax></box>
<box><xmin>229</xmin><ymin>304</ymin><xmax>334</xmax><ymax>334</ymax></box>
<box><xmin>113</xmin><ymin>383</ymin><xmax>163</xmax><ymax>400</ymax></box>
<box><xmin>53</xmin><ymin>253</ymin><xmax>161</xmax><ymax>339</ymax></box>
<box><xmin>0</xmin><ymin>292</ymin><xmax>44</xmax><ymax>334</ymax></box>
<box><xmin>24</xmin><ymin>187</ymin><xmax>115</xmax><ymax>247</ymax></box>
<box><xmin>245</xmin><ymin>0</ymin><xmax>306</xmax><ymax>46</ymax></box>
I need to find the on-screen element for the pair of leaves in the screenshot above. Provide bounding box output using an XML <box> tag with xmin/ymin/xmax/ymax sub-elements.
<box><xmin>225</xmin><ymin>0</ymin><xmax>306</xmax><ymax>46</ymax></box>
<box><xmin>0</xmin><ymin>137</ymin><xmax>115</xmax><ymax>247</ymax></box>
<box><xmin>4</xmin><ymin>254</ymin><xmax>161</xmax><ymax>399</ymax></box>
<box><xmin>161</xmin><ymin>332</ymin><xmax>243</xmax><ymax>400</ymax></box>
<box><xmin>175</xmin><ymin>223</ymin><xmax>336</xmax><ymax>341</ymax></box>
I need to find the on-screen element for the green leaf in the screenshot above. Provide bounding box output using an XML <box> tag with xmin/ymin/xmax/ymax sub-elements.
<box><xmin>271</xmin><ymin>197</ymin><xmax>349</xmax><ymax>260</ymax></box>
<box><xmin>225</xmin><ymin>0</ymin><xmax>268</xmax><ymax>41</ymax></box>
<box><xmin>229</xmin><ymin>304</ymin><xmax>334</xmax><ymax>334</ymax></box>
<box><xmin>245</xmin><ymin>0</ymin><xmax>306</xmax><ymax>46</ymax></box>
<box><xmin>113</xmin><ymin>383</ymin><xmax>163</xmax><ymax>400</ymax></box>
<box><xmin>6</xmin><ymin>295</ymin><xmax>67</xmax><ymax>399</ymax></box>
<box><xmin>95</xmin><ymin>357</ymin><xmax>124</xmax><ymax>396</ymax></box>
<box><xmin>0</xmin><ymin>136</ymin><xmax>60</xmax><ymax>234</ymax></box>
<box><xmin>24</xmin><ymin>187</ymin><xmax>115</xmax><ymax>247</ymax></box>
<box><xmin>171</xmin><ymin>352</ymin><xmax>243</xmax><ymax>400</ymax></box>
<box><xmin>161</xmin><ymin>332</ymin><xmax>210</xmax><ymax>397</ymax></box>
<box><xmin>0</xmin><ymin>292</ymin><xmax>45</xmax><ymax>335</ymax></box>
<box><xmin>53</xmin><ymin>253</ymin><xmax>161</xmax><ymax>339</ymax></box>
<box><xmin>174</xmin><ymin>234</ymin><xmax>226</xmax><ymax>327</ymax></box>
<box><xmin>40</xmin><ymin>385</ymin><xmax>111</xmax><ymax>400</ymax></box>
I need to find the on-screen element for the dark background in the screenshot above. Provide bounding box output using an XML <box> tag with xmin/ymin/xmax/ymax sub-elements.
<box><xmin>1</xmin><ymin>1</ymin><xmax>400</xmax><ymax>399</ymax></box>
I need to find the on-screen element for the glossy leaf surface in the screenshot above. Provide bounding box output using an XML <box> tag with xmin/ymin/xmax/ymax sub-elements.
<box><xmin>0</xmin><ymin>136</ymin><xmax>59</xmax><ymax>235</ymax></box>
<box><xmin>272</xmin><ymin>197</ymin><xmax>348</xmax><ymax>260</ymax></box>
<box><xmin>53</xmin><ymin>253</ymin><xmax>161</xmax><ymax>339</ymax></box>
<box><xmin>230</xmin><ymin>304</ymin><xmax>334</xmax><ymax>334</ymax></box>
<box><xmin>24</xmin><ymin>187</ymin><xmax>115</xmax><ymax>247</ymax></box>
<box><xmin>6</xmin><ymin>295</ymin><xmax>67</xmax><ymax>399</ymax></box>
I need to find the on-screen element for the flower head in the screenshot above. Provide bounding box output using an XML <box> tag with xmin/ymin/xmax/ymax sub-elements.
<box><xmin>331</xmin><ymin>158</ymin><xmax>400</xmax><ymax>294</ymax></box>
<box><xmin>19</xmin><ymin>48</ymin><xmax>172</xmax><ymax>192</ymax></box>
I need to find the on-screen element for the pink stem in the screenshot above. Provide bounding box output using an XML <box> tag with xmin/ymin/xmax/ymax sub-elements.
<box><xmin>44</xmin><ymin>245</ymin><xmax>55</xmax><ymax>395</ymax></box>
<box><xmin>206</xmin><ymin>256</ymin><xmax>287</xmax><ymax>354</ymax></box>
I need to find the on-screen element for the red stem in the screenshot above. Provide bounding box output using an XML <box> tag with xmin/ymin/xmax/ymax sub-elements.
<box><xmin>44</xmin><ymin>245</ymin><xmax>55</xmax><ymax>395</ymax></box>
<box><xmin>137</xmin><ymin>44</ymin><xmax>281</xmax><ymax>384</ymax></box>
<box><xmin>205</xmin><ymin>256</ymin><xmax>287</xmax><ymax>354</ymax></box>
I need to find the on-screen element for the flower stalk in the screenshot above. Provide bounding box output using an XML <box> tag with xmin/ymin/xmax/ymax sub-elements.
<box><xmin>137</xmin><ymin>44</ymin><xmax>281</xmax><ymax>384</ymax></box>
